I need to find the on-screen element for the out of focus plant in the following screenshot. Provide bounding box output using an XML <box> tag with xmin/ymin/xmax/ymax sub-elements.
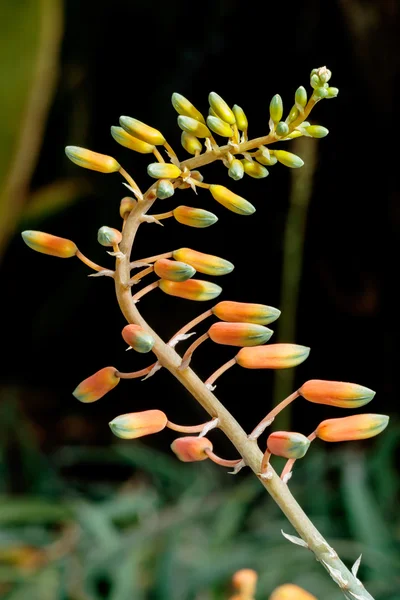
<box><xmin>22</xmin><ymin>67</ymin><xmax>388</xmax><ymax>599</ymax></box>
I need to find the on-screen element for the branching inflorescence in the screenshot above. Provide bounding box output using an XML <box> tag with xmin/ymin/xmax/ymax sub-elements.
<box><xmin>22</xmin><ymin>67</ymin><xmax>386</xmax><ymax>599</ymax></box>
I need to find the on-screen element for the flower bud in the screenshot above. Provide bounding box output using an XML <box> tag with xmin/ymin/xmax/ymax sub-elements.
<box><xmin>212</xmin><ymin>301</ymin><xmax>281</xmax><ymax>325</ymax></box>
<box><xmin>21</xmin><ymin>230</ymin><xmax>77</xmax><ymax>258</ymax></box>
<box><xmin>119</xmin><ymin>116</ymin><xmax>165</xmax><ymax>145</ymax></box>
<box><xmin>110</xmin><ymin>126</ymin><xmax>154</xmax><ymax>153</ymax></box>
<box><xmin>206</xmin><ymin>115</ymin><xmax>234</xmax><ymax>137</ymax></box>
<box><xmin>171</xmin><ymin>93</ymin><xmax>205</xmax><ymax>123</ymax></box>
<box><xmin>173</xmin><ymin>206</ymin><xmax>218</xmax><ymax>228</ymax></box>
<box><xmin>171</xmin><ymin>436</ymin><xmax>213</xmax><ymax>462</ymax></box>
<box><xmin>310</xmin><ymin>74</ymin><xmax>320</xmax><ymax>89</ymax></box>
<box><xmin>209</xmin><ymin>184</ymin><xmax>255</xmax><ymax>215</ymax></box>
<box><xmin>232</xmin><ymin>569</ymin><xmax>257</xmax><ymax>595</ymax></box>
<box><xmin>147</xmin><ymin>163</ymin><xmax>181</xmax><ymax>179</ymax></box>
<box><xmin>208</xmin><ymin>322</ymin><xmax>273</xmax><ymax>347</ymax></box>
<box><xmin>326</xmin><ymin>87</ymin><xmax>339</xmax><ymax>98</ymax></box>
<box><xmin>181</xmin><ymin>131</ymin><xmax>202</xmax><ymax>155</ymax></box>
<box><xmin>97</xmin><ymin>226</ymin><xmax>122</xmax><ymax>247</ymax></box>
<box><xmin>241</xmin><ymin>159</ymin><xmax>269</xmax><ymax>179</ymax></box>
<box><xmin>177</xmin><ymin>115</ymin><xmax>211</xmax><ymax>138</ymax></box>
<box><xmin>286</xmin><ymin>105</ymin><xmax>300</xmax><ymax>125</ymax></box>
<box><xmin>317</xmin><ymin>66</ymin><xmax>332</xmax><ymax>84</ymax></box>
<box><xmin>267</xmin><ymin>431</ymin><xmax>310</xmax><ymax>459</ymax></box>
<box><xmin>270</xmin><ymin>583</ymin><xmax>317</xmax><ymax>600</ymax></box>
<box><xmin>109</xmin><ymin>410</ymin><xmax>167</xmax><ymax>439</ymax></box>
<box><xmin>273</xmin><ymin>150</ymin><xmax>304</xmax><ymax>168</ymax></box>
<box><xmin>295</xmin><ymin>86</ymin><xmax>307</xmax><ymax>108</ymax></box>
<box><xmin>156</xmin><ymin>179</ymin><xmax>175</xmax><ymax>199</ymax></box>
<box><xmin>122</xmin><ymin>324</ymin><xmax>155</xmax><ymax>353</ymax></box>
<box><xmin>119</xmin><ymin>196</ymin><xmax>136</xmax><ymax>218</ymax></box>
<box><xmin>228</xmin><ymin>159</ymin><xmax>244</xmax><ymax>181</ymax></box>
<box><xmin>65</xmin><ymin>146</ymin><xmax>120</xmax><ymax>173</ymax></box>
<box><xmin>159</xmin><ymin>279</ymin><xmax>222</xmax><ymax>301</ymax></box>
<box><xmin>172</xmin><ymin>247</ymin><xmax>234</xmax><ymax>276</ymax></box>
<box><xmin>299</xmin><ymin>380</ymin><xmax>375</xmax><ymax>408</ymax></box>
<box><xmin>232</xmin><ymin>105</ymin><xmax>248</xmax><ymax>131</ymax></box>
<box><xmin>236</xmin><ymin>344</ymin><xmax>310</xmax><ymax>369</ymax></box>
<box><xmin>154</xmin><ymin>258</ymin><xmax>195</xmax><ymax>282</ymax></box>
<box><xmin>276</xmin><ymin>122</ymin><xmax>290</xmax><ymax>137</ymax></box>
<box><xmin>73</xmin><ymin>367</ymin><xmax>120</xmax><ymax>403</ymax></box>
<box><xmin>208</xmin><ymin>92</ymin><xmax>236</xmax><ymax>125</ymax></box>
<box><xmin>314</xmin><ymin>86</ymin><xmax>328</xmax><ymax>98</ymax></box>
<box><xmin>269</xmin><ymin>94</ymin><xmax>283</xmax><ymax>123</ymax></box>
<box><xmin>304</xmin><ymin>125</ymin><xmax>329</xmax><ymax>138</ymax></box>
<box><xmin>316</xmin><ymin>414</ymin><xmax>389</xmax><ymax>442</ymax></box>
<box><xmin>256</xmin><ymin>147</ymin><xmax>278</xmax><ymax>166</ymax></box>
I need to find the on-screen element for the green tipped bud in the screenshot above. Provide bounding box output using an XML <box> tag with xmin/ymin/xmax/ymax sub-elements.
<box><xmin>295</xmin><ymin>86</ymin><xmax>307</xmax><ymax>108</ymax></box>
<box><xmin>173</xmin><ymin>206</ymin><xmax>218</xmax><ymax>228</ymax></box>
<box><xmin>154</xmin><ymin>258</ymin><xmax>196</xmax><ymax>281</ymax></box>
<box><xmin>275</xmin><ymin>121</ymin><xmax>289</xmax><ymax>137</ymax></box>
<box><xmin>181</xmin><ymin>131</ymin><xmax>202</xmax><ymax>155</ymax></box>
<box><xmin>209</xmin><ymin>184</ymin><xmax>255</xmax><ymax>216</ymax></box>
<box><xmin>256</xmin><ymin>146</ymin><xmax>278</xmax><ymax>166</ymax></box>
<box><xmin>177</xmin><ymin>115</ymin><xmax>211</xmax><ymax>138</ymax></box>
<box><xmin>286</xmin><ymin>105</ymin><xmax>299</xmax><ymax>125</ymax></box>
<box><xmin>305</xmin><ymin>125</ymin><xmax>329</xmax><ymax>138</ymax></box>
<box><xmin>119</xmin><ymin>116</ymin><xmax>165</xmax><ymax>145</ymax></box>
<box><xmin>206</xmin><ymin>115</ymin><xmax>234</xmax><ymax>138</ymax></box>
<box><xmin>171</xmin><ymin>93</ymin><xmax>205</xmax><ymax>123</ymax></box>
<box><xmin>228</xmin><ymin>159</ymin><xmax>244</xmax><ymax>181</ymax></box>
<box><xmin>110</xmin><ymin>126</ymin><xmax>154</xmax><ymax>153</ymax></box>
<box><xmin>156</xmin><ymin>179</ymin><xmax>175</xmax><ymax>199</ymax></box>
<box><xmin>241</xmin><ymin>159</ymin><xmax>269</xmax><ymax>179</ymax></box>
<box><xmin>122</xmin><ymin>324</ymin><xmax>155</xmax><ymax>353</ymax></box>
<box><xmin>208</xmin><ymin>92</ymin><xmax>236</xmax><ymax>125</ymax></box>
<box><xmin>314</xmin><ymin>86</ymin><xmax>328</xmax><ymax>98</ymax></box>
<box><xmin>65</xmin><ymin>146</ymin><xmax>120</xmax><ymax>173</ymax></box>
<box><xmin>97</xmin><ymin>226</ymin><xmax>122</xmax><ymax>247</ymax></box>
<box><xmin>269</xmin><ymin>94</ymin><xmax>283</xmax><ymax>124</ymax></box>
<box><xmin>326</xmin><ymin>87</ymin><xmax>339</xmax><ymax>98</ymax></box>
<box><xmin>147</xmin><ymin>162</ymin><xmax>181</xmax><ymax>179</ymax></box>
<box><xmin>273</xmin><ymin>150</ymin><xmax>304</xmax><ymax>168</ymax></box>
<box><xmin>232</xmin><ymin>105</ymin><xmax>248</xmax><ymax>131</ymax></box>
<box><xmin>310</xmin><ymin>74</ymin><xmax>320</xmax><ymax>89</ymax></box>
<box><xmin>316</xmin><ymin>67</ymin><xmax>332</xmax><ymax>84</ymax></box>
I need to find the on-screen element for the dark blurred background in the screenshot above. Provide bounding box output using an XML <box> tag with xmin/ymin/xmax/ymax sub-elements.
<box><xmin>0</xmin><ymin>1</ymin><xmax>397</xmax><ymax>599</ymax></box>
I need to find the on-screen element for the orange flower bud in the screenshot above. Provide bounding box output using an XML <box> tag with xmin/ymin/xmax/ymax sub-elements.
<box><xmin>73</xmin><ymin>367</ymin><xmax>120</xmax><ymax>403</ymax></box>
<box><xmin>232</xmin><ymin>569</ymin><xmax>258</xmax><ymax>595</ymax></box>
<box><xmin>159</xmin><ymin>279</ymin><xmax>222</xmax><ymax>301</ymax></box>
<box><xmin>97</xmin><ymin>226</ymin><xmax>122</xmax><ymax>247</ymax></box>
<box><xmin>110</xmin><ymin>126</ymin><xmax>155</xmax><ymax>153</ymax></box>
<box><xmin>267</xmin><ymin>431</ymin><xmax>310</xmax><ymax>459</ymax></box>
<box><xmin>21</xmin><ymin>231</ymin><xmax>77</xmax><ymax>258</ymax></box>
<box><xmin>236</xmin><ymin>344</ymin><xmax>310</xmax><ymax>369</ymax></box>
<box><xmin>65</xmin><ymin>146</ymin><xmax>120</xmax><ymax>173</ymax></box>
<box><xmin>173</xmin><ymin>206</ymin><xmax>218</xmax><ymax>228</ymax></box>
<box><xmin>208</xmin><ymin>322</ymin><xmax>273</xmax><ymax>347</ymax></box>
<box><xmin>209</xmin><ymin>184</ymin><xmax>255</xmax><ymax>215</ymax></box>
<box><xmin>122</xmin><ymin>324</ymin><xmax>155</xmax><ymax>353</ymax></box>
<box><xmin>119</xmin><ymin>116</ymin><xmax>166</xmax><ymax>145</ymax></box>
<box><xmin>269</xmin><ymin>583</ymin><xmax>317</xmax><ymax>600</ymax></box>
<box><xmin>299</xmin><ymin>380</ymin><xmax>375</xmax><ymax>408</ymax></box>
<box><xmin>109</xmin><ymin>410</ymin><xmax>167</xmax><ymax>439</ymax></box>
<box><xmin>316</xmin><ymin>414</ymin><xmax>389</xmax><ymax>442</ymax></box>
<box><xmin>154</xmin><ymin>258</ymin><xmax>196</xmax><ymax>282</ymax></box>
<box><xmin>172</xmin><ymin>248</ymin><xmax>234</xmax><ymax>276</ymax></box>
<box><xmin>119</xmin><ymin>197</ymin><xmax>136</xmax><ymax>218</ymax></box>
<box><xmin>212</xmin><ymin>301</ymin><xmax>281</xmax><ymax>325</ymax></box>
<box><xmin>171</xmin><ymin>436</ymin><xmax>213</xmax><ymax>462</ymax></box>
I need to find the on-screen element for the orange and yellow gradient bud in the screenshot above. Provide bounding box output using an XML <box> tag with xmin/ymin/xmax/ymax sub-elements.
<box><xmin>172</xmin><ymin>247</ymin><xmax>234</xmax><ymax>276</ymax></box>
<box><xmin>171</xmin><ymin>93</ymin><xmax>205</xmax><ymax>123</ymax></box>
<box><xmin>171</xmin><ymin>436</ymin><xmax>213</xmax><ymax>462</ymax></box>
<box><xmin>212</xmin><ymin>301</ymin><xmax>281</xmax><ymax>325</ymax></box>
<box><xmin>110</xmin><ymin>126</ymin><xmax>155</xmax><ymax>153</ymax></box>
<box><xmin>119</xmin><ymin>197</ymin><xmax>136</xmax><ymax>218</ymax></box>
<box><xmin>109</xmin><ymin>410</ymin><xmax>167</xmax><ymax>439</ymax></box>
<box><xmin>269</xmin><ymin>583</ymin><xmax>317</xmax><ymax>600</ymax></box>
<box><xmin>267</xmin><ymin>431</ymin><xmax>310</xmax><ymax>459</ymax></box>
<box><xmin>73</xmin><ymin>367</ymin><xmax>120</xmax><ymax>403</ymax></box>
<box><xmin>209</xmin><ymin>184</ymin><xmax>255</xmax><ymax>215</ymax></box>
<box><xmin>154</xmin><ymin>258</ymin><xmax>196</xmax><ymax>282</ymax></box>
<box><xmin>119</xmin><ymin>116</ymin><xmax>166</xmax><ymax>145</ymax></box>
<box><xmin>159</xmin><ymin>279</ymin><xmax>222</xmax><ymax>301</ymax></box>
<box><xmin>121</xmin><ymin>324</ymin><xmax>155</xmax><ymax>353</ymax></box>
<box><xmin>232</xmin><ymin>569</ymin><xmax>258</xmax><ymax>596</ymax></box>
<box><xmin>21</xmin><ymin>231</ymin><xmax>77</xmax><ymax>258</ymax></box>
<box><xmin>173</xmin><ymin>206</ymin><xmax>218</xmax><ymax>228</ymax></box>
<box><xmin>299</xmin><ymin>379</ymin><xmax>375</xmax><ymax>408</ymax></box>
<box><xmin>236</xmin><ymin>344</ymin><xmax>310</xmax><ymax>369</ymax></box>
<box><xmin>316</xmin><ymin>414</ymin><xmax>389</xmax><ymax>442</ymax></box>
<box><xmin>208</xmin><ymin>322</ymin><xmax>273</xmax><ymax>347</ymax></box>
<box><xmin>147</xmin><ymin>163</ymin><xmax>182</xmax><ymax>179</ymax></box>
<box><xmin>65</xmin><ymin>146</ymin><xmax>120</xmax><ymax>173</ymax></box>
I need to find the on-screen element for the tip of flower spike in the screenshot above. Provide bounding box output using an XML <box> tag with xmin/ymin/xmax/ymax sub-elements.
<box><xmin>73</xmin><ymin>367</ymin><xmax>120</xmax><ymax>403</ymax></box>
<box><xmin>109</xmin><ymin>410</ymin><xmax>167</xmax><ymax>439</ymax></box>
<box><xmin>21</xmin><ymin>230</ymin><xmax>77</xmax><ymax>258</ymax></box>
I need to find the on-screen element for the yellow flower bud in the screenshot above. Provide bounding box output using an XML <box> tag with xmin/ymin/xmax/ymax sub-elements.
<box><xmin>295</xmin><ymin>86</ymin><xmax>307</xmax><ymax>108</ymax></box>
<box><xmin>110</xmin><ymin>126</ymin><xmax>155</xmax><ymax>153</ymax></box>
<box><xmin>269</xmin><ymin>94</ymin><xmax>283</xmax><ymax>124</ymax></box>
<box><xmin>304</xmin><ymin>125</ymin><xmax>329</xmax><ymax>138</ymax></box>
<box><xmin>241</xmin><ymin>159</ymin><xmax>269</xmax><ymax>179</ymax></box>
<box><xmin>109</xmin><ymin>410</ymin><xmax>167</xmax><ymax>439</ymax></box>
<box><xmin>171</xmin><ymin>93</ymin><xmax>205</xmax><ymax>123</ymax></box>
<box><xmin>159</xmin><ymin>279</ymin><xmax>222</xmax><ymax>301</ymax></box>
<box><xmin>119</xmin><ymin>116</ymin><xmax>165</xmax><ymax>145</ymax></box>
<box><xmin>172</xmin><ymin>247</ymin><xmax>234</xmax><ymax>276</ymax></box>
<box><xmin>206</xmin><ymin>115</ymin><xmax>234</xmax><ymax>138</ymax></box>
<box><xmin>232</xmin><ymin>105</ymin><xmax>248</xmax><ymax>131</ymax></box>
<box><xmin>181</xmin><ymin>131</ymin><xmax>202</xmax><ymax>155</ymax></box>
<box><xmin>178</xmin><ymin>115</ymin><xmax>211</xmax><ymax>138</ymax></box>
<box><xmin>208</xmin><ymin>92</ymin><xmax>236</xmax><ymax>125</ymax></box>
<box><xmin>147</xmin><ymin>163</ymin><xmax>182</xmax><ymax>179</ymax></box>
<box><xmin>119</xmin><ymin>196</ymin><xmax>136</xmax><ymax>218</ymax></box>
<box><xmin>256</xmin><ymin>147</ymin><xmax>278</xmax><ymax>166</ymax></box>
<box><xmin>228</xmin><ymin>159</ymin><xmax>244</xmax><ymax>181</ymax></box>
<box><xmin>173</xmin><ymin>206</ymin><xmax>218</xmax><ymax>228</ymax></box>
<box><xmin>65</xmin><ymin>146</ymin><xmax>120</xmax><ymax>173</ymax></box>
<box><xmin>273</xmin><ymin>150</ymin><xmax>304</xmax><ymax>168</ymax></box>
<box><xmin>21</xmin><ymin>231</ymin><xmax>77</xmax><ymax>258</ymax></box>
<box><xmin>209</xmin><ymin>184</ymin><xmax>255</xmax><ymax>215</ymax></box>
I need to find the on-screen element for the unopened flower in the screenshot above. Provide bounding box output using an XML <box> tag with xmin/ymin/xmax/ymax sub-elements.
<box><xmin>172</xmin><ymin>248</ymin><xmax>234</xmax><ymax>276</ymax></box>
<box><xmin>208</xmin><ymin>92</ymin><xmax>236</xmax><ymax>124</ymax></box>
<box><xmin>119</xmin><ymin>197</ymin><xmax>136</xmax><ymax>218</ymax></box>
<box><xmin>154</xmin><ymin>258</ymin><xmax>195</xmax><ymax>282</ymax></box>
<box><xmin>147</xmin><ymin>163</ymin><xmax>182</xmax><ymax>179</ymax></box>
<box><xmin>316</xmin><ymin>414</ymin><xmax>389</xmax><ymax>442</ymax></box>
<box><xmin>122</xmin><ymin>324</ymin><xmax>155</xmax><ymax>353</ymax></box>
<box><xmin>173</xmin><ymin>206</ymin><xmax>218</xmax><ymax>228</ymax></box>
<box><xmin>209</xmin><ymin>184</ymin><xmax>255</xmax><ymax>215</ymax></box>
<box><xmin>232</xmin><ymin>104</ymin><xmax>248</xmax><ymax>131</ymax></box>
<box><xmin>119</xmin><ymin>116</ymin><xmax>166</xmax><ymax>145</ymax></box>
<box><xmin>267</xmin><ymin>431</ymin><xmax>310</xmax><ymax>459</ymax></box>
<box><xmin>111</xmin><ymin>126</ymin><xmax>155</xmax><ymax>153</ymax></box>
<box><xmin>171</xmin><ymin>92</ymin><xmax>205</xmax><ymax>122</ymax></box>
<box><xmin>156</xmin><ymin>179</ymin><xmax>175</xmax><ymax>199</ymax></box>
<box><xmin>270</xmin><ymin>94</ymin><xmax>283</xmax><ymax>124</ymax></box>
<box><xmin>171</xmin><ymin>436</ymin><xmax>213</xmax><ymax>462</ymax></box>
<box><xmin>236</xmin><ymin>344</ymin><xmax>310</xmax><ymax>369</ymax></box>
<box><xmin>109</xmin><ymin>410</ymin><xmax>167</xmax><ymax>439</ymax></box>
<box><xmin>21</xmin><ymin>231</ymin><xmax>77</xmax><ymax>258</ymax></box>
<box><xmin>269</xmin><ymin>583</ymin><xmax>317</xmax><ymax>600</ymax></box>
<box><xmin>159</xmin><ymin>279</ymin><xmax>222</xmax><ymax>301</ymax></box>
<box><xmin>232</xmin><ymin>569</ymin><xmax>258</xmax><ymax>596</ymax></box>
<box><xmin>212</xmin><ymin>301</ymin><xmax>281</xmax><ymax>325</ymax></box>
<box><xmin>241</xmin><ymin>159</ymin><xmax>269</xmax><ymax>179</ymax></box>
<box><xmin>304</xmin><ymin>125</ymin><xmax>329</xmax><ymax>138</ymax></box>
<box><xmin>181</xmin><ymin>132</ymin><xmax>202</xmax><ymax>155</ymax></box>
<box><xmin>276</xmin><ymin>122</ymin><xmax>290</xmax><ymax>137</ymax></box>
<box><xmin>228</xmin><ymin>159</ymin><xmax>244</xmax><ymax>181</ymax></box>
<box><xmin>177</xmin><ymin>115</ymin><xmax>211</xmax><ymax>138</ymax></box>
<box><xmin>299</xmin><ymin>380</ymin><xmax>375</xmax><ymax>408</ymax></box>
<box><xmin>206</xmin><ymin>115</ymin><xmax>234</xmax><ymax>138</ymax></box>
<box><xmin>208</xmin><ymin>322</ymin><xmax>273</xmax><ymax>346</ymax></box>
<box><xmin>73</xmin><ymin>367</ymin><xmax>120</xmax><ymax>403</ymax></box>
<box><xmin>273</xmin><ymin>150</ymin><xmax>304</xmax><ymax>168</ymax></box>
<box><xmin>65</xmin><ymin>146</ymin><xmax>120</xmax><ymax>173</ymax></box>
<box><xmin>295</xmin><ymin>86</ymin><xmax>308</xmax><ymax>108</ymax></box>
<box><xmin>97</xmin><ymin>226</ymin><xmax>122</xmax><ymax>247</ymax></box>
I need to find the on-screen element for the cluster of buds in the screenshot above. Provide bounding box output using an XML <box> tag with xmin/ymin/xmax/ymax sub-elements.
<box><xmin>21</xmin><ymin>66</ymin><xmax>388</xmax><ymax>487</ymax></box>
